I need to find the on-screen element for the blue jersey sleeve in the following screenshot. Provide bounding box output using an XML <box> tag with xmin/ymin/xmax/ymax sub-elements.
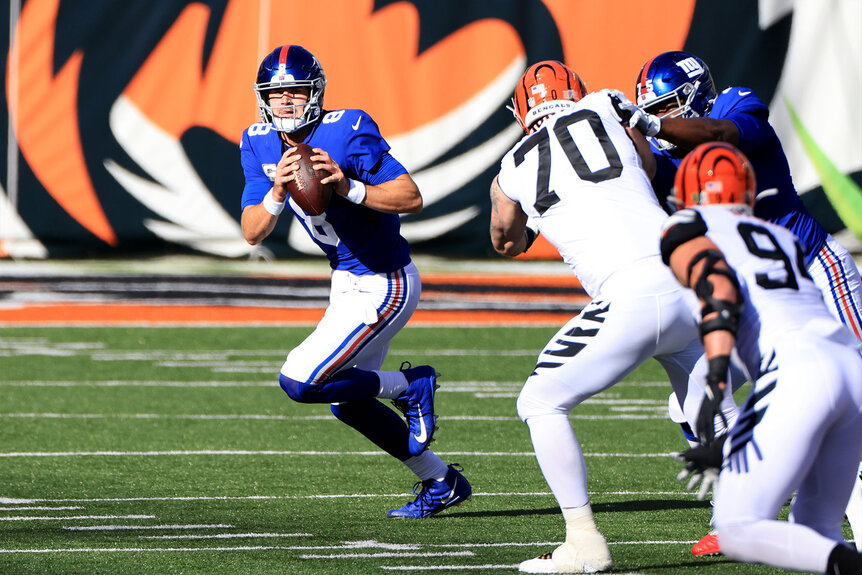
<box><xmin>709</xmin><ymin>87</ymin><xmax>827</xmax><ymax>261</ymax></box>
<box><xmin>240</xmin><ymin>124</ymin><xmax>282</xmax><ymax>211</ymax></box>
<box><xmin>710</xmin><ymin>88</ymin><xmax>772</xmax><ymax>153</ymax></box>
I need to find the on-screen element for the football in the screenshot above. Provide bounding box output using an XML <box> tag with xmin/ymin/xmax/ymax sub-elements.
<box><xmin>286</xmin><ymin>143</ymin><xmax>332</xmax><ymax>215</ymax></box>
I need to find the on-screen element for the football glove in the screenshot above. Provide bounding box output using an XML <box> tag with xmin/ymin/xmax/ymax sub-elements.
<box><xmin>695</xmin><ymin>355</ymin><xmax>730</xmax><ymax>444</ymax></box>
<box><xmin>671</xmin><ymin>434</ymin><xmax>727</xmax><ymax>501</ymax></box>
<box><xmin>607</xmin><ymin>90</ymin><xmax>637</xmax><ymax>123</ymax></box>
<box><xmin>607</xmin><ymin>90</ymin><xmax>661</xmax><ymax>136</ymax></box>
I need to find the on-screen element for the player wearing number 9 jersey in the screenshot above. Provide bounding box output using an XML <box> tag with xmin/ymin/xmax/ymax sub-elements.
<box><xmin>490</xmin><ymin>60</ymin><xmax>730</xmax><ymax>574</ymax></box>
<box><xmin>662</xmin><ymin>142</ymin><xmax>862</xmax><ymax>573</ymax></box>
<box><xmin>239</xmin><ymin>45</ymin><xmax>471</xmax><ymax>519</ymax></box>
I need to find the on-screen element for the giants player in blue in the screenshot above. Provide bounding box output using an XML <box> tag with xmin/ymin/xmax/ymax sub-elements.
<box><xmin>239</xmin><ymin>45</ymin><xmax>471</xmax><ymax>518</ymax></box>
<box><xmin>621</xmin><ymin>50</ymin><xmax>862</xmax><ymax>556</ymax></box>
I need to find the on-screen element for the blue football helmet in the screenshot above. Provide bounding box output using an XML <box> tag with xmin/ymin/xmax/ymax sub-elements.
<box><xmin>635</xmin><ymin>51</ymin><xmax>716</xmax><ymax>120</ymax></box>
<box><xmin>255</xmin><ymin>45</ymin><xmax>326</xmax><ymax>133</ymax></box>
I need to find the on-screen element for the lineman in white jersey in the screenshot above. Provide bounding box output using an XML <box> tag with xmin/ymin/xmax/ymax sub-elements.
<box><xmin>490</xmin><ymin>60</ymin><xmax>728</xmax><ymax>574</ymax></box>
<box><xmin>662</xmin><ymin>142</ymin><xmax>862</xmax><ymax>573</ymax></box>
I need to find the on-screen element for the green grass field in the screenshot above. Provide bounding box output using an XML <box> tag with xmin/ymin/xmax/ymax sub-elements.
<box><xmin>0</xmin><ymin>326</ymin><xmax>825</xmax><ymax>574</ymax></box>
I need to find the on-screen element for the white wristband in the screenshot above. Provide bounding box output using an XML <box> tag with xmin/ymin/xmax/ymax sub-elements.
<box><xmin>345</xmin><ymin>179</ymin><xmax>367</xmax><ymax>205</ymax></box>
<box><xmin>262</xmin><ymin>189</ymin><xmax>285</xmax><ymax>216</ymax></box>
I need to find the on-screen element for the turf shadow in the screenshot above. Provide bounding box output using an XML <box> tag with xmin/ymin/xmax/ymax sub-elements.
<box><xmin>593</xmin><ymin>498</ymin><xmax>710</xmax><ymax>513</ymax></box>
<box><xmin>436</xmin><ymin>506</ymin><xmax>561</xmax><ymax>519</ymax></box>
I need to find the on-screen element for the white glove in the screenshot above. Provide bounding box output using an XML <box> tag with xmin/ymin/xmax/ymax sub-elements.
<box><xmin>607</xmin><ymin>90</ymin><xmax>637</xmax><ymax>122</ymax></box>
<box><xmin>629</xmin><ymin>107</ymin><xmax>661</xmax><ymax>137</ymax></box>
<box><xmin>607</xmin><ymin>90</ymin><xmax>661</xmax><ymax>137</ymax></box>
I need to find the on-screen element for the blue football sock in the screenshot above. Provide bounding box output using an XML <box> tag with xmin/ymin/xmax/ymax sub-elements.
<box><xmin>330</xmin><ymin>398</ymin><xmax>411</xmax><ymax>461</ymax></box>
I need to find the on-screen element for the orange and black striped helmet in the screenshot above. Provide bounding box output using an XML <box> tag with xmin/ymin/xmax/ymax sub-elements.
<box><xmin>672</xmin><ymin>142</ymin><xmax>756</xmax><ymax>211</ymax></box>
<box><xmin>510</xmin><ymin>60</ymin><xmax>587</xmax><ymax>132</ymax></box>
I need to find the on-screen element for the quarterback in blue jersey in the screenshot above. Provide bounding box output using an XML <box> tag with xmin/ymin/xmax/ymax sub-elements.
<box><xmin>623</xmin><ymin>50</ymin><xmax>862</xmax><ymax>557</ymax></box>
<box><xmin>239</xmin><ymin>45</ymin><xmax>470</xmax><ymax>518</ymax></box>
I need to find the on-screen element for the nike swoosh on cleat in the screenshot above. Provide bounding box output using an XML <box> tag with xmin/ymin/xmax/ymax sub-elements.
<box><xmin>413</xmin><ymin>406</ymin><xmax>428</xmax><ymax>443</ymax></box>
<box><xmin>738</xmin><ymin>90</ymin><xmax>751</xmax><ymax>96</ymax></box>
<box><xmin>352</xmin><ymin>116</ymin><xmax>362</xmax><ymax>130</ymax></box>
<box><xmin>440</xmin><ymin>479</ymin><xmax>457</xmax><ymax>504</ymax></box>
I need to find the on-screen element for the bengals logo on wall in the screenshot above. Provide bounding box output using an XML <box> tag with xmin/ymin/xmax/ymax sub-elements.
<box><xmin>4</xmin><ymin>0</ymin><xmax>812</xmax><ymax>260</ymax></box>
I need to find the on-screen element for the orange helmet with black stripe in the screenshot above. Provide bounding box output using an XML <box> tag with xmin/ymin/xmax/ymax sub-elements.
<box><xmin>510</xmin><ymin>60</ymin><xmax>587</xmax><ymax>133</ymax></box>
<box><xmin>672</xmin><ymin>142</ymin><xmax>756</xmax><ymax>212</ymax></box>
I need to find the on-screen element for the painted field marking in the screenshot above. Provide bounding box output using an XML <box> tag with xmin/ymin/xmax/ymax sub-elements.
<box><xmin>0</xmin><ymin>539</ymin><xmax>703</xmax><ymax>556</ymax></box>
<box><xmin>300</xmin><ymin>551</ymin><xmax>473</xmax><ymax>559</ymax></box>
<box><xmin>0</xmin><ymin>380</ymin><xmax>270</xmax><ymax>387</ymax></box>
<box><xmin>140</xmin><ymin>532</ymin><xmax>312</xmax><ymax>540</ymax></box>
<box><xmin>0</xmin><ymin>514</ymin><xmax>154</xmax><ymax>521</ymax></box>
<box><xmin>381</xmin><ymin>568</ymin><xmax>646</xmax><ymax>574</ymax></box>
<box><xmin>0</xmin><ymin>490</ymin><xmax>696</xmax><ymax>505</ymax></box>
<box><xmin>0</xmin><ymin>546</ymin><xmax>371</xmax><ymax>554</ymax></box>
<box><xmin>381</xmin><ymin>565</ymin><xmax>520</xmax><ymax>572</ymax></box>
<box><xmin>0</xmin><ymin>379</ymin><xmax>672</xmax><ymax>388</ymax></box>
<box><xmin>64</xmin><ymin>524</ymin><xmax>233</xmax><ymax>531</ymax></box>
<box><xmin>0</xmin><ymin>450</ymin><xmax>675</xmax><ymax>458</ymax></box>
<box><xmin>0</xmin><ymin>506</ymin><xmax>82</xmax><ymax>511</ymax></box>
<box><xmin>0</xmin><ymin>412</ymin><xmax>661</xmax><ymax>421</ymax></box>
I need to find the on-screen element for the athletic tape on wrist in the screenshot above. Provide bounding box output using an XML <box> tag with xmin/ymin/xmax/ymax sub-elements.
<box><xmin>346</xmin><ymin>179</ymin><xmax>367</xmax><ymax>205</ymax></box>
<box><xmin>262</xmin><ymin>189</ymin><xmax>285</xmax><ymax>216</ymax></box>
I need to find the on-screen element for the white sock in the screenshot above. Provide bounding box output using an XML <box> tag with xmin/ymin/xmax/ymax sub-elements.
<box><xmin>376</xmin><ymin>370</ymin><xmax>408</xmax><ymax>399</ymax></box>
<box><xmin>525</xmin><ymin>413</ymin><xmax>590</xmax><ymax>508</ymax></box>
<box><xmin>562</xmin><ymin>503</ymin><xmax>600</xmax><ymax>538</ymax></box>
<box><xmin>402</xmin><ymin>451</ymin><xmax>448</xmax><ymax>482</ymax></box>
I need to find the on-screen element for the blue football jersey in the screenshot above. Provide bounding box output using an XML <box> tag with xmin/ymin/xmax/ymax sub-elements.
<box><xmin>651</xmin><ymin>87</ymin><xmax>826</xmax><ymax>264</ymax></box>
<box><xmin>240</xmin><ymin>109</ymin><xmax>412</xmax><ymax>274</ymax></box>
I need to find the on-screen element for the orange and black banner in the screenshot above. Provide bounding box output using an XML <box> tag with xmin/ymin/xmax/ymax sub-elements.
<box><xmin>1</xmin><ymin>0</ymin><xmax>859</xmax><ymax>259</ymax></box>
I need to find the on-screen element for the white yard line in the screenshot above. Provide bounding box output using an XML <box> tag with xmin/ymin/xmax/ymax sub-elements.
<box><xmin>300</xmin><ymin>551</ymin><xmax>474</xmax><ymax>559</ymax></box>
<box><xmin>0</xmin><ymin>380</ymin><xmax>672</xmax><ymax>388</ymax></box>
<box><xmin>0</xmin><ymin>545</ymin><xmax>365</xmax><ymax>554</ymax></box>
<box><xmin>0</xmin><ymin>491</ymin><xmax>692</xmax><ymax>504</ymax></box>
<box><xmin>0</xmin><ymin>506</ymin><xmax>82</xmax><ymax>511</ymax></box>
<box><xmin>0</xmin><ymin>540</ymin><xmax>701</xmax><ymax>556</ymax></box>
<box><xmin>64</xmin><ymin>524</ymin><xmax>232</xmax><ymax>531</ymax></box>
<box><xmin>140</xmin><ymin>532</ymin><xmax>312</xmax><ymax>540</ymax></box>
<box><xmin>381</xmin><ymin>568</ymin><xmax>646</xmax><ymax>574</ymax></box>
<box><xmin>0</xmin><ymin>450</ymin><xmax>673</xmax><ymax>458</ymax></box>
<box><xmin>0</xmin><ymin>381</ymin><xmax>270</xmax><ymax>387</ymax></box>
<box><xmin>0</xmin><ymin>514</ymin><xmax>154</xmax><ymax>521</ymax></box>
<box><xmin>381</xmin><ymin>565</ymin><xmax>520</xmax><ymax>572</ymax></box>
<box><xmin>0</xmin><ymin>412</ymin><xmax>661</xmax><ymax>421</ymax></box>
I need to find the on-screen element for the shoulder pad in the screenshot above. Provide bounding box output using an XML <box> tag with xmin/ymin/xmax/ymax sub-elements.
<box><xmin>660</xmin><ymin>209</ymin><xmax>707</xmax><ymax>264</ymax></box>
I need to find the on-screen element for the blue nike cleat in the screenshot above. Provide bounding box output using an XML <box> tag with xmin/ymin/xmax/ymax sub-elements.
<box><xmin>388</xmin><ymin>464</ymin><xmax>472</xmax><ymax>518</ymax></box>
<box><xmin>394</xmin><ymin>363</ymin><xmax>439</xmax><ymax>456</ymax></box>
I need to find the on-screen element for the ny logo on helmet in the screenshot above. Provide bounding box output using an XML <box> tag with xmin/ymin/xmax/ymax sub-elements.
<box><xmin>676</xmin><ymin>57</ymin><xmax>704</xmax><ymax>78</ymax></box>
